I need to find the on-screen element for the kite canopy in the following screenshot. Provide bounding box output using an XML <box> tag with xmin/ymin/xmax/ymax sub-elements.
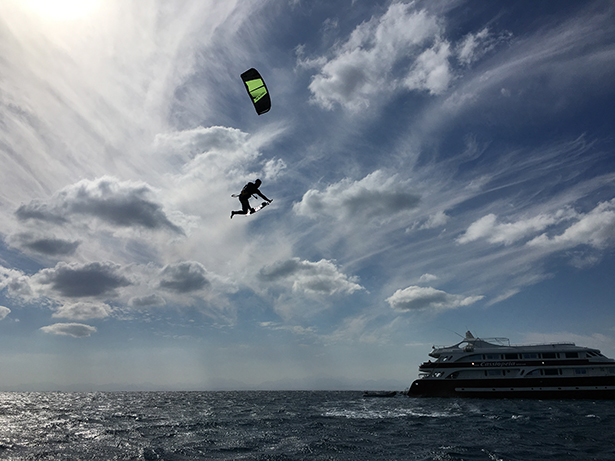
<box><xmin>241</xmin><ymin>68</ymin><xmax>271</xmax><ymax>115</ymax></box>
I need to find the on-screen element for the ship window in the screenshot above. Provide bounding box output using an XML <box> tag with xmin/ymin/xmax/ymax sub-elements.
<box><xmin>485</xmin><ymin>370</ymin><xmax>503</xmax><ymax>376</ymax></box>
<box><xmin>541</xmin><ymin>352</ymin><xmax>557</xmax><ymax>359</ymax></box>
<box><xmin>461</xmin><ymin>354</ymin><xmax>482</xmax><ymax>362</ymax></box>
<box><xmin>523</xmin><ymin>353</ymin><xmax>538</xmax><ymax>359</ymax></box>
<box><xmin>504</xmin><ymin>353</ymin><xmax>518</xmax><ymax>360</ymax></box>
<box><xmin>526</xmin><ymin>369</ymin><xmax>541</xmax><ymax>376</ymax></box>
<box><xmin>543</xmin><ymin>368</ymin><xmax>561</xmax><ymax>376</ymax></box>
<box><xmin>565</xmin><ymin>352</ymin><xmax>578</xmax><ymax>358</ymax></box>
<box><xmin>484</xmin><ymin>354</ymin><xmax>501</xmax><ymax>360</ymax></box>
<box><xmin>574</xmin><ymin>368</ymin><xmax>587</xmax><ymax>375</ymax></box>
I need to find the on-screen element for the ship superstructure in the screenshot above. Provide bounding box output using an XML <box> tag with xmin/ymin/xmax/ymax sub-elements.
<box><xmin>408</xmin><ymin>332</ymin><xmax>615</xmax><ymax>398</ymax></box>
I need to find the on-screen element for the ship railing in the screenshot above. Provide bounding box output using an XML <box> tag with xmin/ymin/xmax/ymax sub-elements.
<box><xmin>432</xmin><ymin>337</ymin><xmax>511</xmax><ymax>350</ymax></box>
<box><xmin>512</xmin><ymin>342</ymin><xmax>575</xmax><ymax>347</ymax></box>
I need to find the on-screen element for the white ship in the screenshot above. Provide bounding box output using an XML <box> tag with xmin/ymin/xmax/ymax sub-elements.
<box><xmin>408</xmin><ymin>331</ymin><xmax>615</xmax><ymax>398</ymax></box>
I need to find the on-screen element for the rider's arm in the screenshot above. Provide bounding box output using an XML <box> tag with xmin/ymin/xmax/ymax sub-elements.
<box><xmin>257</xmin><ymin>191</ymin><xmax>271</xmax><ymax>202</ymax></box>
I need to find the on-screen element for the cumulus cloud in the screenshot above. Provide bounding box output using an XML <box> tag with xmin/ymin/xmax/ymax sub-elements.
<box><xmin>293</xmin><ymin>170</ymin><xmax>420</xmax><ymax>222</ymax></box>
<box><xmin>457</xmin><ymin>200</ymin><xmax>615</xmax><ymax>255</ymax></box>
<box><xmin>0</xmin><ymin>306</ymin><xmax>10</xmax><ymax>320</ymax></box>
<box><xmin>457</xmin><ymin>209</ymin><xmax>575</xmax><ymax>245</ymax></box>
<box><xmin>40</xmin><ymin>323</ymin><xmax>97</xmax><ymax>338</ymax></box>
<box><xmin>158</xmin><ymin>261</ymin><xmax>209</xmax><ymax>293</ymax></box>
<box><xmin>154</xmin><ymin>125</ymin><xmax>285</xmax><ymax>181</ymax></box>
<box><xmin>386</xmin><ymin>286</ymin><xmax>483</xmax><ymax>311</ymax></box>
<box><xmin>129</xmin><ymin>294</ymin><xmax>166</xmax><ymax>307</ymax></box>
<box><xmin>33</xmin><ymin>261</ymin><xmax>132</xmax><ymax>298</ymax></box>
<box><xmin>418</xmin><ymin>273</ymin><xmax>438</xmax><ymax>283</ymax></box>
<box><xmin>258</xmin><ymin>257</ymin><xmax>363</xmax><ymax>296</ymax></box>
<box><xmin>16</xmin><ymin>177</ymin><xmax>183</xmax><ymax>234</ymax></box>
<box><xmin>9</xmin><ymin>233</ymin><xmax>79</xmax><ymax>256</ymax></box>
<box><xmin>0</xmin><ymin>266</ymin><xmax>33</xmax><ymax>299</ymax></box>
<box><xmin>528</xmin><ymin>199</ymin><xmax>615</xmax><ymax>250</ymax></box>
<box><xmin>403</xmin><ymin>39</ymin><xmax>452</xmax><ymax>95</ymax></box>
<box><xmin>302</xmin><ymin>3</ymin><xmax>517</xmax><ymax>112</ymax></box>
<box><xmin>420</xmin><ymin>211</ymin><xmax>449</xmax><ymax>229</ymax></box>
<box><xmin>15</xmin><ymin>203</ymin><xmax>68</xmax><ymax>224</ymax></box>
<box><xmin>154</xmin><ymin>125</ymin><xmax>251</xmax><ymax>162</ymax></box>
<box><xmin>52</xmin><ymin>302</ymin><xmax>112</xmax><ymax>320</ymax></box>
<box><xmin>304</xmin><ymin>4</ymin><xmax>448</xmax><ymax>110</ymax></box>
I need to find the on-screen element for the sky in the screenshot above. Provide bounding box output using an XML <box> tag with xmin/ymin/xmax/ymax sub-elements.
<box><xmin>1</xmin><ymin>0</ymin><xmax>615</xmax><ymax>391</ymax></box>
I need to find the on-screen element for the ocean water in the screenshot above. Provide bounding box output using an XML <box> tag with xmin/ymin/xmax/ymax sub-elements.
<box><xmin>0</xmin><ymin>391</ymin><xmax>613</xmax><ymax>460</ymax></box>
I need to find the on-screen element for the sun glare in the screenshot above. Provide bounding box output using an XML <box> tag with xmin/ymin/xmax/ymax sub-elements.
<box><xmin>23</xmin><ymin>0</ymin><xmax>101</xmax><ymax>21</ymax></box>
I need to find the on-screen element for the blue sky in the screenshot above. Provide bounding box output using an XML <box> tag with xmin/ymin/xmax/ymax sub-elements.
<box><xmin>1</xmin><ymin>0</ymin><xmax>615</xmax><ymax>390</ymax></box>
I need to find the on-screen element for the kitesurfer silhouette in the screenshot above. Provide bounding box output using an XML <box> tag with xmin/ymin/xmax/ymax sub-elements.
<box><xmin>231</xmin><ymin>179</ymin><xmax>272</xmax><ymax>218</ymax></box>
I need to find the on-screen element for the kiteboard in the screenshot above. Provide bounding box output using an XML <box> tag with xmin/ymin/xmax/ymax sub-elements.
<box><xmin>250</xmin><ymin>201</ymin><xmax>270</xmax><ymax>214</ymax></box>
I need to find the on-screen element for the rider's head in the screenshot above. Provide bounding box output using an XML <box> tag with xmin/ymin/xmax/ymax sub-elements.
<box><xmin>255</xmin><ymin>179</ymin><xmax>262</xmax><ymax>186</ymax></box>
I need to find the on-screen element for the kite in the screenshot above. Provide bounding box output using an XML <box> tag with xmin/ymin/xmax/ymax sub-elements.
<box><xmin>241</xmin><ymin>68</ymin><xmax>271</xmax><ymax>115</ymax></box>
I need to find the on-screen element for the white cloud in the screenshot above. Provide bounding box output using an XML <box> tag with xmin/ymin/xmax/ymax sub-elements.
<box><xmin>456</xmin><ymin>28</ymin><xmax>512</xmax><ymax>66</ymax></box>
<box><xmin>418</xmin><ymin>273</ymin><xmax>438</xmax><ymax>284</ymax></box>
<box><xmin>457</xmin><ymin>209</ymin><xmax>575</xmax><ymax>245</ymax></box>
<box><xmin>16</xmin><ymin>176</ymin><xmax>184</xmax><ymax>234</ymax></box>
<box><xmin>304</xmin><ymin>4</ymin><xmax>448</xmax><ymax>110</ymax></box>
<box><xmin>403</xmin><ymin>39</ymin><xmax>452</xmax><ymax>95</ymax></box>
<box><xmin>0</xmin><ymin>306</ymin><xmax>10</xmax><ymax>320</ymax></box>
<box><xmin>32</xmin><ymin>261</ymin><xmax>132</xmax><ymax>298</ymax></box>
<box><xmin>158</xmin><ymin>261</ymin><xmax>209</xmax><ymax>294</ymax></box>
<box><xmin>40</xmin><ymin>322</ymin><xmax>97</xmax><ymax>338</ymax></box>
<box><xmin>420</xmin><ymin>211</ymin><xmax>449</xmax><ymax>229</ymax></box>
<box><xmin>153</xmin><ymin>126</ymin><xmax>253</xmax><ymax>167</ymax></box>
<box><xmin>528</xmin><ymin>199</ymin><xmax>615</xmax><ymax>250</ymax></box>
<box><xmin>487</xmin><ymin>289</ymin><xmax>521</xmax><ymax>306</ymax></box>
<box><xmin>129</xmin><ymin>294</ymin><xmax>166</xmax><ymax>307</ymax></box>
<box><xmin>52</xmin><ymin>302</ymin><xmax>112</xmax><ymax>320</ymax></box>
<box><xmin>258</xmin><ymin>257</ymin><xmax>363</xmax><ymax>296</ymax></box>
<box><xmin>8</xmin><ymin>232</ymin><xmax>80</xmax><ymax>257</ymax></box>
<box><xmin>293</xmin><ymin>170</ymin><xmax>420</xmax><ymax>222</ymax></box>
<box><xmin>458</xmin><ymin>200</ymin><xmax>615</xmax><ymax>254</ymax></box>
<box><xmin>386</xmin><ymin>286</ymin><xmax>483</xmax><ymax>311</ymax></box>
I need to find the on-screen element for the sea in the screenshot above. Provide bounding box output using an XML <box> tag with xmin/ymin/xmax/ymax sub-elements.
<box><xmin>0</xmin><ymin>391</ymin><xmax>613</xmax><ymax>460</ymax></box>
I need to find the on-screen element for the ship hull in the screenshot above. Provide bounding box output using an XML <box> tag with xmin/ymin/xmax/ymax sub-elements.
<box><xmin>409</xmin><ymin>376</ymin><xmax>615</xmax><ymax>399</ymax></box>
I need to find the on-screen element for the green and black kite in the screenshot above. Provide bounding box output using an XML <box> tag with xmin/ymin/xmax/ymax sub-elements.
<box><xmin>241</xmin><ymin>68</ymin><xmax>271</xmax><ymax>115</ymax></box>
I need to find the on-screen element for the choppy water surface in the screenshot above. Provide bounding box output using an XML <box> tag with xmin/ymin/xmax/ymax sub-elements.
<box><xmin>0</xmin><ymin>391</ymin><xmax>613</xmax><ymax>460</ymax></box>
